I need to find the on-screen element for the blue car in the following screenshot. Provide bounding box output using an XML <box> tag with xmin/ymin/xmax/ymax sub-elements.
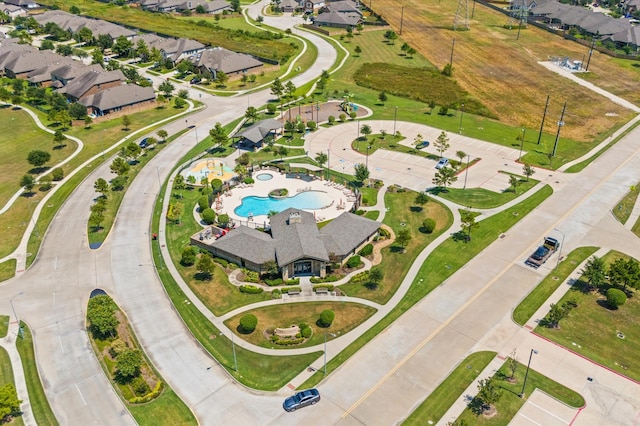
<box><xmin>139</xmin><ymin>138</ymin><xmax>149</xmax><ymax>148</ymax></box>
<box><xmin>416</xmin><ymin>140</ymin><xmax>430</xmax><ymax>149</ymax></box>
<box><xmin>283</xmin><ymin>389</ymin><xmax>320</xmax><ymax>412</ymax></box>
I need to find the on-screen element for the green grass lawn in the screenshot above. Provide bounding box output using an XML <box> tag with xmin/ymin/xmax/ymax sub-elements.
<box><xmin>456</xmin><ymin>360</ymin><xmax>584</xmax><ymax>425</ymax></box>
<box><xmin>403</xmin><ymin>351</ymin><xmax>497</xmax><ymax>426</ymax></box>
<box><xmin>612</xmin><ymin>182</ymin><xmax>640</xmax><ymax>225</ymax></box>
<box><xmin>0</xmin><ymin>259</ymin><xmax>17</xmax><ymax>282</ymax></box>
<box><xmin>340</xmin><ymin>188</ymin><xmax>454</xmax><ymax>304</ymax></box>
<box><xmin>512</xmin><ymin>246</ymin><xmax>599</xmax><ymax>326</ymax></box>
<box><xmin>535</xmin><ymin>250</ymin><xmax>640</xmax><ymax>382</ymax></box>
<box><xmin>224</xmin><ymin>302</ymin><xmax>377</xmax><ymax>348</ymax></box>
<box><xmin>436</xmin><ymin>173</ymin><xmax>540</xmax><ymax>209</ymax></box>
<box><xmin>0</xmin><ymin>346</ymin><xmax>25</xmax><ymax>426</ymax></box>
<box><xmin>127</xmin><ymin>388</ymin><xmax>195</xmax><ymax>426</ymax></box>
<box><xmin>0</xmin><ymin>315</ymin><xmax>8</xmax><ymax>338</ymax></box>
<box><xmin>15</xmin><ymin>322</ymin><xmax>58</xmax><ymax>426</ymax></box>
<box><xmin>300</xmin><ymin>185</ymin><xmax>553</xmax><ymax>389</ymax></box>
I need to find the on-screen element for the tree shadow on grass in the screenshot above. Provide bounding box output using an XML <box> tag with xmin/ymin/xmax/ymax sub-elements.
<box><xmin>410</xmin><ymin>206</ymin><xmax>423</xmax><ymax>212</ymax></box>
<box><xmin>452</xmin><ymin>231</ymin><xmax>470</xmax><ymax>243</ymax></box>
<box><xmin>28</xmin><ymin>167</ymin><xmax>49</xmax><ymax>175</ymax></box>
<box><xmin>389</xmin><ymin>245</ymin><xmax>406</xmax><ymax>253</ymax></box>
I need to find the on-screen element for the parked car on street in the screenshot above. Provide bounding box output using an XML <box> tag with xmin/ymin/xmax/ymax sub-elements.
<box><xmin>283</xmin><ymin>389</ymin><xmax>320</xmax><ymax>412</ymax></box>
<box><xmin>435</xmin><ymin>158</ymin><xmax>449</xmax><ymax>169</ymax></box>
<box><xmin>139</xmin><ymin>138</ymin><xmax>149</xmax><ymax>148</ymax></box>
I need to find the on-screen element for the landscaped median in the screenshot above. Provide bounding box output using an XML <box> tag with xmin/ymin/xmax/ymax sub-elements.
<box><xmin>512</xmin><ymin>246</ymin><xmax>599</xmax><ymax>326</ymax></box>
<box><xmin>85</xmin><ymin>294</ymin><xmax>195</xmax><ymax>425</ymax></box>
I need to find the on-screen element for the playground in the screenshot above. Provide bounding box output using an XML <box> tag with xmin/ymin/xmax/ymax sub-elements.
<box><xmin>181</xmin><ymin>158</ymin><xmax>236</xmax><ymax>183</ymax></box>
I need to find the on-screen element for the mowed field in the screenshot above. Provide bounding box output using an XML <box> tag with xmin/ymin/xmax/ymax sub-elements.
<box><xmin>369</xmin><ymin>0</ymin><xmax>639</xmax><ymax>141</ymax></box>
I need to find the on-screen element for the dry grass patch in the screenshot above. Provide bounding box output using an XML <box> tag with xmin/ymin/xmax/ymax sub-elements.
<box><xmin>224</xmin><ymin>302</ymin><xmax>377</xmax><ymax>348</ymax></box>
<box><xmin>369</xmin><ymin>0</ymin><xmax>635</xmax><ymax>141</ymax></box>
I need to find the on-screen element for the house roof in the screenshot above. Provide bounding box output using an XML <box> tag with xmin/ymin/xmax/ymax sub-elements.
<box><xmin>233</xmin><ymin>118</ymin><xmax>282</xmax><ymax>144</ymax></box>
<box><xmin>26</xmin><ymin>56</ymin><xmax>76</xmax><ymax>84</ymax></box>
<box><xmin>34</xmin><ymin>10</ymin><xmax>137</xmax><ymax>39</ymax></box>
<box><xmin>51</xmin><ymin>62</ymin><xmax>103</xmax><ymax>81</ymax></box>
<box><xmin>208</xmin><ymin>226</ymin><xmax>276</xmax><ymax>264</ymax></box>
<box><xmin>318</xmin><ymin>212</ymin><xmax>380</xmax><ymax>257</ymax></box>
<box><xmin>3</xmin><ymin>0</ymin><xmax>37</xmax><ymax>6</ymax></box>
<box><xmin>190</xmin><ymin>46</ymin><xmax>263</xmax><ymax>75</ymax></box>
<box><xmin>530</xmin><ymin>0</ymin><xmax>570</xmax><ymax>15</ymax></box>
<box><xmin>327</xmin><ymin>0</ymin><xmax>362</xmax><ymax>15</ymax></box>
<box><xmin>4</xmin><ymin>50</ymin><xmax>65</xmax><ymax>75</ymax></box>
<box><xmin>279</xmin><ymin>0</ymin><xmax>300</xmax><ymax>9</ymax></box>
<box><xmin>607</xmin><ymin>25</ymin><xmax>640</xmax><ymax>45</ymax></box>
<box><xmin>270</xmin><ymin>209</ymin><xmax>330</xmax><ymax>265</ymax></box>
<box><xmin>79</xmin><ymin>84</ymin><xmax>155</xmax><ymax>111</ymax></box>
<box><xmin>0</xmin><ymin>43</ymin><xmax>35</xmax><ymax>69</ymax></box>
<box><xmin>179</xmin><ymin>0</ymin><xmax>232</xmax><ymax>11</ymax></box>
<box><xmin>313</xmin><ymin>10</ymin><xmax>362</xmax><ymax>26</ymax></box>
<box><xmin>58</xmin><ymin>69</ymin><xmax>125</xmax><ymax>99</ymax></box>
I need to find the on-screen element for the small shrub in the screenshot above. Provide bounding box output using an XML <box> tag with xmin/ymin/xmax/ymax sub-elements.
<box><xmin>213</xmin><ymin>257</ymin><xmax>228</xmax><ymax>268</ymax></box>
<box><xmin>239</xmin><ymin>314</ymin><xmax>258</xmax><ymax>333</ymax></box>
<box><xmin>198</xmin><ymin>195</ymin><xmax>209</xmax><ymax>211</ymax></box>
<box><xmin>606</xmin><ymin>288</ymin><xmax>627</xmax><ymax>309</ymax></box>
<box><xmin>313</xmin><ymin>284</ymin><xmax>335</xmax><ymax>292</ymax></box>
<box><xmin>319</xmin><ymin>309</ymin><xmax>335</xmax><ymax>327</ymax></box>
<box><xmin>131</xmin><ymin>377</ymin><xmax>151</xmax><ymax>396</ymax></box>
<box><xmin>181</xmin><ymin>246</ymin><xmax>197</xmax><ymax>266</ymax></box>
<box><xmin>52</xmin><ymin>167</ymin><xmax>64</xmax><ymax>181</ymax></box>
<box><xmin>307</xmin><ymin>121</ymin><xmax>317</xmax><ymax>130</ymax></box>
<box><xmin>285</xmin><ymin>278</ymin><xmax>300</xmax><ymax>285</ymax></box>
<box><xmin>243</xmin><ymin>177</ymin><xmax>255</xmax><ymax>184</ymax></box>
<box><xmin>359</xmin><ymin>244</ymin><xmax>373</xmax><ymax>257</ymax></box>
<box><xmin>328</xmin><ymin>115</ymin><xmax>335</xmax><ymax>124</ymax></box>
<box><xmin>346</xmin><ymin>255</ymin><xmax>362</xmax><ymax>268</ymax></box>
<box><xmin>239</xmin><ymin>285</ymin><xmax>264</xmax><ymax>294</ymax></box>
<box><xmin>349</xmin><ymin>270</ymin><xmax>369</xmax><ymax>284</ymax></box>
<box><xmin>422</xmin><ymin>218</ymin><xmax>436</xmax><ymax>233</ymax></box>
<box><xmin>201</xmin><ymin>208</ymin><xmax>216</xmax><ymax>224</ymax></box>
<box><xmin>242</xmin><ymin>269</ymin><xmax>260</xmax><ymax>283</ymax></box>
<box><xmin>267</xmin><ymin>103</ymin><xmax>277</xmax><ymax>114</ymax></box>
<box><xmin>301</xmin><ymin>325</ymin><xmax>312</xmax><ymax>338</ymax></box>
<box><xmin>271</xmin><ymin>288</ymin><xmax>282</xmax><ymax>299</ymax></box>
<box><xmin>264</xmin><ymin>277</ymin><xmax>284</xmax><ymax>286</ymax></box>
<box><xmin>108</xmin><ymin>339</ymin><xmax>127</xmax><ymax>359</ymax></box>
<box><xmin>378</xmin><ymin>227</ymin><xmax>390</xmax><ymax>238</ymax></box>
<box><xmin>339</xmin><ymin>113</ymin><xmax>346</xmax><ymax>122</ymax></box>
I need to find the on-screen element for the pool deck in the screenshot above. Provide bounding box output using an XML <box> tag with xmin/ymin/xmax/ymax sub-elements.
<box><xmin>217</xmin><ymin>170</ymin><xmax>357</xmax><ymax>227</ymax></box>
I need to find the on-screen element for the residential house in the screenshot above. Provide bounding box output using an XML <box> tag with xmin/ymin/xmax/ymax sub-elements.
<box><xmin>303</xmin><ymin>0</ymin><xmax>325</xmax><ymax>13</ymax></box>
<box><xmin>26</xmin><ymin>56</ymin><xmax>77</xmax><ymax>87</ymax></box>
<box><xmin>4</xmin><ymin>50</ymin><xmax>65</xmax><ymax>78</ymax></box>
<box><xmin>279</xmin><ymin>0</ymin><xmax>300</xmax><ymax>13</ymax></box>
<box><xmin>80</xmin><ymin>84</ymin><xmax>156</xmax><ymax>116</ymax></box>
<box><xmin>189</xmin><ymin>46</ymin><xmax>263</xmax><ymax>78</ymax></box>
<box><xmin>49</xmin><ymin>62</ymin><xmax>104</xmax><ymax>87</ymax></box>
<box><xmin>0</xmin><ymin>2</ymin><xmax>27</xmax><ymax>19</ymax></box>
<box><xmin>132</xmin><ymin>33</ymin><xmax>205</xmax><ymax>64</ymax></box>
<box><xmin>58</xmin><ymin>69</ymin><xmax>126</xmax><ymax>101</ymax></box>
<box><xmin>3</xmin><ymin>0</ymin><xmax>38</xmax><ymax>9</ymax></box>
<box><xmin>0</xmin><ymin>42</ymin><xmax>34</xmax><ymax>75</ymax></box>
<box><xmin>191</xmin><ymin>208</ymin><xmax>379</xmax><ymax>279</ymax></box>
<box><xmin>232</xmin><ymin>118</ymin><xmax>282</xmax><ymax>149</ymax></box>
<box><xmin>177</xmin><ymin>0</ymin><xmax>233</xmax><ymax>13</ymax></box>
<box><xmin>34</xmin><ymin>10</ymin><xmax>137</xmax><ymax>41</ymax></box>
<box><xmin>313</xmin><ymin>9</ymin><xmax>361</xmax><ymax>28</ymax></box>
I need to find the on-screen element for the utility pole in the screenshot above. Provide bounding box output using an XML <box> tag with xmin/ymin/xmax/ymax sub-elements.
<box><xmin>585</xmin><ymin>33</ymin><xmax>598</xmax><ymax>71</ymax></box>
<box><xmin>450</xmin><ymin>38</ymin><xmax>456</xmax><ymax>67</ymax></box>
<box><xmin>552</xmin><ymin>101</ymin><xmax>567</xmax><ymax>158</ymax></box>
<box><xmin>536</xmin><ymin>94</ymin><xmax>549</xmax><ymax>145</ymax></box>
<box><xmin>399</xmin><ymin>7</ymin><xmax>404</xmax><ymax>35</ymax></box>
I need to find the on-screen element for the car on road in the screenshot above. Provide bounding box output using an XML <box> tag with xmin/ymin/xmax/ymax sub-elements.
<box><xmin>435</xmin><ymin>157</ymin><xmax>449</xmax><ymax>169</ymax></box>
<box><xmin>139</xmin><ymin>138</ymin><xmax>149</xmax><ymax>148</ymax></box>
<box><xmin>190</xmin><ymin>77</ymin><xmax>201</xmax><ymax>84</ymax></box>
<box><xmin>416</xmin><ymin>140</ymin><xmax>430</xmax><ymax>149</ymax></box>
<box><xmin>283</xmin><ymin>389</ymin><xmax>320</xmax><ymax>412</ymax></box>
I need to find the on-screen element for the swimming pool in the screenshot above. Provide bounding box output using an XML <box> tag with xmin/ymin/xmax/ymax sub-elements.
<box><xmin>234</xmin><ymin>191</ymin><xmax>332</xmax><ymax>217</ymax></box>
<box><xmin>256</xmin><ymin>173</ymin><xmax>273</xmax><ymax>181</ymax></box>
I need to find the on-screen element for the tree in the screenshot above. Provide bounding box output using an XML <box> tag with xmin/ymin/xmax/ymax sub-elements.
<box><xmin>110</xmin><ymin>176</ymin><xmax>126</xmax><ymax>191</ymax></box>
<box><xmin>319</xmin><ymin>310</ymin><xmax>335</xmax><ymax>327</ymax></box>
<box><xmin>94</xmin><ymin>178</ymin><xmax>109</xmax><ymax>198</ymax></box>
<box><xmin>52</xmin><ymin>167</ymin><xmax>64</xmax><ymax>181</ymax></box>
<box><xmin>181</xmin><ymin>246</ymin><xmax>197</xmax><ymax>266</ymax></box>
<box><xmin>285</xmin><ymin>80</ymin><xmax>296</xmax><ymax>98</ymax></box>
<box><xmin>396</xmin><ymin>228</ymin><xmax>411</xmax><ymax>249</ymax></box>
<box><xmin>368</xmin><ymin>267</ymin><xmax>384</xmax><ymax>288</ymax></box>
<box><xmin>460</xmin><ymin>209</ymin><xmax>477</xmax><ymax>241</ymax></box>
<box><xmin>113</xmin><ymin>35</ymin><xmax>133</xmax><ymax>57</ymax></box>
<box><xmin>455</xmin><ymin>150</ymin><xmax>467</xmax><ymax>169</ymax></box>
<box><xmin>115</xmin><ymin>349</ymin><xmax>143</xmax><ymax>381</ymax></box>
<box><xmin>271</xmin><ymin>77</ymin><xmax>284</xmax><ymax>99</ymax></box>
<box><xmin>174</xmin><ymin>97</ymin><xmax>186</xmax><ymax>109</ymax></box>
<box><xmin>414</xmin><ymin>192</ymin><xmax>429</xmax><ymax>209</ymax></box>
<box><xmin>432</xmin><ymin>166</ymin><xmax>458</xmax><ymax>189</ymax></box>
<box><xmin>360</xmin><ymin>124</ymin><xmax>372</xmax><ymax>140</ymax></box>
<box><xmin>70</xmin><ymin>5</ymin><xmax>81</xmax><ymax>14</ymax></box>
<box><xmin>476</xmin><ymin>376</ymin><xmax>503</xmax><ymax>413</ymax></box>
<box><xmin>422</xmin><ymin>218</ymin><xmax>436</xmax><ymax>233</ymax></box>
<box><xmin>55</xmin><ymin>44</ymin><xmax>73</xmax><ymax>56</ymax></box>
<box><xmin>177</xmin><ymin>89</ymin><xmax>189</xmax><ymax>99</ymax></box>
<box><xmin>96</xmin><ymin>33</ymin><xmax>113</xmax><ymax>50</ymax></box>
<box><xmin>89</xmin><ymin>210</ymin><xmax>105</xmax><ymax>230</ymax></box>
<box><xmin>509</xmin><ymin>174</ymin><xmax>519</xmax><ymax>193</ymax></box>
<box><xmin>400</xmin><ymin>42</ymin><xmax>409</xmax><ymax>55</ymax></box>
<box><xmin>523</xmin><ymin>163</ymin><xmax>535</xmax><ymax>181</ymax></box>
<box><xmin>87</xmin><ymin>295</ymin><xmax>118</xmax><ymax>338</ymax></box>
<box><xmin>121</xmin><ymin>115</ymin><xmax>131</xmax><ymax>130</ymax></box>
<box><xmin>20</xmin><ymin>174</ymin><xmax>36</xmax><ymax>193</ymax></box>
<box><xmin>406</xmin><ymin>47</ymin><xmax>416</xmax><ymax>57</ymax></box>
<box><xmin>384</xmin><ymin>30</ymin><xmax>398</xmax><ymax>44</ymax></box>
<box><xmin>135</xmin><ymin>39</ymin><xmax>149</xmax><ymax>61</ymax></box>
<box><xmin>91</xmin><ymin>48</ymin><xmax>104</xmax><ymax>65</ymax></box>
<box><xmin>508</xmin><ymin>348</ymin><xmax>518</xmax><ymax>381</ymax></box>
<box><xmin>245</xmin><ymin>106</ymin><xmax>258</xmax><ymax>123</ymax></box>
<box><xmin>315</xmin><ymin>152</ymin><xmax>327</xmax><ymax>167</ymax></box>
<box><xmin>217</xmin><ymin>213</ymin><xmax>230</xmax><ymax>227</ymax></box>
<box><xmin>40</xmin><ymin>39</ymin><xmax>55</xmax><ymax>51</ymax></box>
<box><xmin>434</xmin><ymin>131</ymin><xmax>450</xmax><ymax>158</ymax></box>
<box><xmin>216</xmin><ymin>70</ymin><xmax>228</xmax><ymax>87</ymax></box>
<box><xmin>239</xmin><ymin>314</ymin><xmax>258</xmax><ymax>333</ymax></box>
<box><xmin>609</xmin><ymin>258</ymin><xmax>640</xmax><ymax>291</ymax></box>
<box><xmin>354</xmin><ymin>45</ymin><xmax>362</xmax><ymax>56</ymax></box>
<box><xmin>209</xmin><ymin>122</ymin><xmax>228</xmax><ymax>146</ymax></box>
<box><xmin>201</xmin><ymin>208</ymin><xmax>216</xmax><ymax>224</ymax></box>
<box><xmin>197</xmin><ymin>254</ymin><xmax>215</xmax><ymax>280</ymax></box>
<box><xmin>442</xmin><ymin>62</ymin><xmax>453</xmax><ymax>76</ymax></box>
<box><xmin>27</xmin><ymin>150</ymin><xmax>51</xmax><ymax>168</ymax></box>
<box><xmin>159</xmin><ymin>80</ymin><xmax>175</xmax><ymax>97</ymax></box>
<box><xmin>157</xmin><ymin>129</ymin><xmax>168</xmax><ymax>142</ymax></box>
<box><xmin>77</xmin><ymin>27</ymin><xmax>93</xmax><ymax>44</ymax></box>
<box><xmin>120</xmin><ymin>142</ymin><xmax>142</xmax><ymax>162</ymax></box>
<box><xmin>354</xmin><ymin>163</ymin><xmax>370</xmax><ymax>183</ymax></box>
<box><xmin>378</xmin><ymin>91</ymin><xmax>387</xmax><ymax>105</ymax></box>
<box><xmin>607</xmin><ymin>288</ymin><xmax>627</xmax><ymax>309</ymax></box>
<box><xmin>110</xmin><ymin>157</ymin><xmax>130</xmax><ymax>176</ymax></box>
<box><xmin>167</xmin><ymin>201</ymin><xmax>185</xmax><ymax>224</ymax></box>
<box><xmin>0</xmin><ymin>384</ymin><xmax>22</xmax><ymax>420</ymax></box>
<box><xmin>53</xmin><ymin>129</ymin><xmax>67</xmax><ymax>147</ymax></box>
<box><xmin>581</xmin><ymin>255</ymin><xmax>607</xmax><ymax>291</ymax></box>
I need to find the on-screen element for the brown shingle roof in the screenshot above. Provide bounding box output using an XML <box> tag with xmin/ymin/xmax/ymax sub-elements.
<box><xmin>58</xmin><ymin>69</ymin><xmax>125</xmax><ymax>99</ymax></box>
<box><xmin>79</xmin><ymin>84</ymin><xmax>155</xmax><ymax>112</ymax></box>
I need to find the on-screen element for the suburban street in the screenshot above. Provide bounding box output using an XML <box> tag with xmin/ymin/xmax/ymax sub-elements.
<box><xmin>1</xmin><ymin>6</ymin><xmax>640</xmax><ymax>426</ymax></box>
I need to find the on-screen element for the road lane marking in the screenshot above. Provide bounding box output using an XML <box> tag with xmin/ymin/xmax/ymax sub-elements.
<box><xmin>76</xmin><ymin>385</ymin><xmax>87</xmax><ymax>406</ymax></box>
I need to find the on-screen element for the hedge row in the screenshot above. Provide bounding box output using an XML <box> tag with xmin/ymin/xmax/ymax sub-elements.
<box><xmin>239</xmin><ymin>285</ymin><xmax>264</xmax><ymax>294</ymax></box>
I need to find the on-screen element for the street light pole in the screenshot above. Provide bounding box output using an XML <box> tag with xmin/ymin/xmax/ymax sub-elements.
<box><xmin>366</xmin><ymin>145</ymin><xmax>371</xmax><ymax>169</ymax></box>
<box><xmin>324</xmin><ymin>332</ymin><xmax>336</xmax><ymax>374</ymax></box>
<box><xmin>519</xmin><ymin>349</ymin><xmax>538</xmax><ymax>398</ymax></box>
<box><xmin>393</xmin><ymin>106</ymin><xmax>398</xmax><ymax>136</ymax></box>
<box><xmin>458</xmin><ymin>103</ymin><xmax>465</xmax><ymax>134</ymax></box>
<box><xmin>10</xmin><ymin>292</ymin><xmax>24</xmax><ymax>339</ymax></box>
<box><xmin>554</xmin><ymin>228</ymin><xmax>565</xmax><ymax>269</ymax></box>
<box><xmin>327</xmin><ymin>148</ymin><xmax>330</xmax><ymax>181</ymax></box>
<box><xmin>232</xmin><ymin>333</ymin><xmax>238</xmax><ymax>372</ymax></box>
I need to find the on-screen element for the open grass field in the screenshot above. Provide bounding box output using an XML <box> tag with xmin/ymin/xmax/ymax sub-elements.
<box><xmin>0</xmin><ymin>315</ymin><xmax>8</xmax><ymax>338</ymax></box>
<box><xmin>341</xmin><ymin>188</ymin><xmax>454</xmax><ymax>304</ymax></box>
<box><xmin>368</xmin><ymin>0</ymin><xmax>637</xmax><ymax>142</ymax></box>
<box><xmin>36</xmin><ymin>0</ymin><xmax>297</xmax><ymax>63</ymax></box>
<box><xmin>512</xmin><ymin>246</ymin><xmax>598</xmax><ymax>326</ymax></box>
<box><xmin>15</xmin><ymin>322</ymin><xmax>58</xmax><ymax>426</ymax></box>
<box><xmin>0</xmin><ymin>107</ymin><xmax>77</xmax><ymax>207</ymax></box>
<box><xmin>455</xmin><ymin>360</ymin><xmax>584</xmax><ymax>425</ymax></box>
<box><xmin>436</xmin><ymin>172</ymin><xmax>539</xmax><ymax>209</ymax></box>
<box><xmin>403</xmin><ymin>351</ymin><xmax>497</xmax><ymax>426</ymax></box>
<box><xmin>224</xmin><ymin>302</ymin><xmax>377</xmax><ymax>348</ymax></box>
<box><xmin>535</xmin><ymin>250</ymin><xmax>640</xmax><ymax>382</ymax></box>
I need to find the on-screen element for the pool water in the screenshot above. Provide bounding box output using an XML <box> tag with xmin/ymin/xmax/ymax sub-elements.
<box><xmin>235</xmin><ymin>191</ymin><xmax>332</xmax><ymax>217</ymax></box>
<box><xmin>256</xmin><ymin>173</ymin><xmax>273</xmax><ymax>181</ymax></box>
